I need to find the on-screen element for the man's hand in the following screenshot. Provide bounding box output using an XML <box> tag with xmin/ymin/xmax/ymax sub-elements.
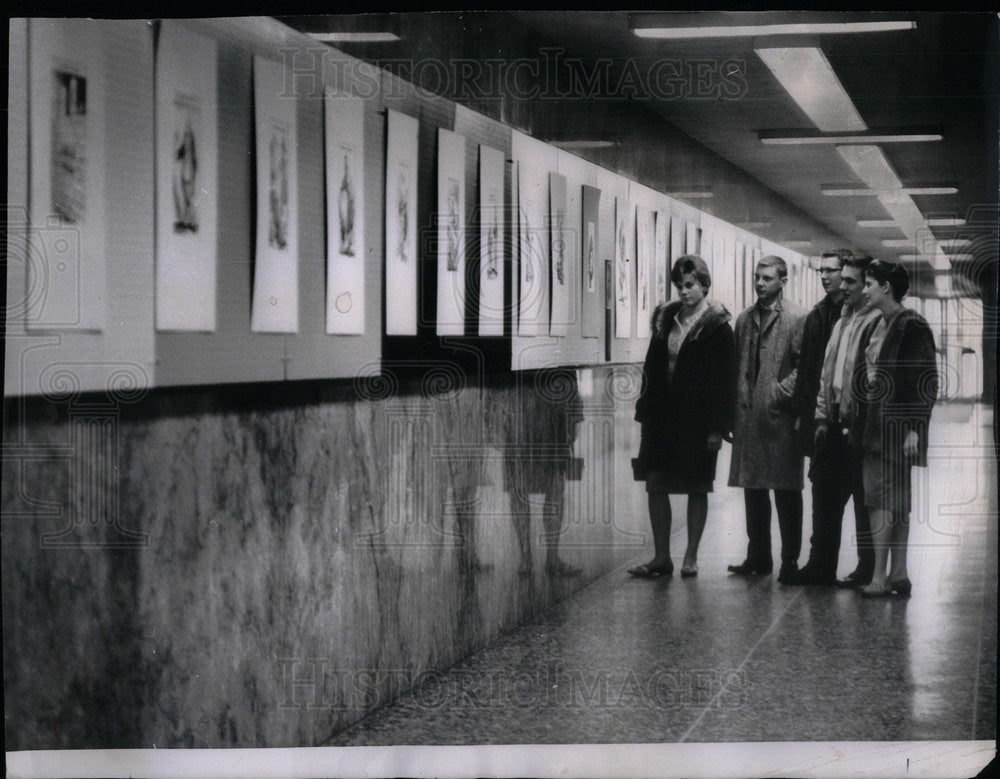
<box><xmin>814</xmin><ymin>421</ymin><xmax>829</xmax><ymax>449</ymax></box>
<box><xmin>903</xmin><ymin>430</ymin><xmax>919</xmax><ymax>458</ymax></box>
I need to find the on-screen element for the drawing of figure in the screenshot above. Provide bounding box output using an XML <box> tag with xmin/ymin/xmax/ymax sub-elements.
<box><xmin>446</xmin><ymin>180</ymin><xmax>461</xmax><ymax>271</ymax></box>
<box><xmin>587</xmin><ymin>222</ymin><xmax>595</xmax><ymax>292</ymax></box>
<box><xmin>554</xmin><ymin>212</ymin><xmax>565</xmax><ymax>286</ymax></box>
<box><xmin>172</xmin><ymin>106</ymin><xmax>198</xmax><ymax>233</ymax></box>
<box><xmin>51</xmin><ymin>70</ymin><xmax>87</xmax><ymax>224</ymax></box>
<box><xmin>618</xmin><ymin>218</ymin><xmax>629</xmax><ymax>305</ymax></box>
<box><xmin>486</xmin><ymin>208</ymin><xmax>499</xmax><ymax>280</ymax></box>
<box><xmin>338</xmin><ymin>152</ymin><xmax>355</xmax><ymax>256</ymax></box>
<box><xmin>523</xmin><ymin>210</ymin><xmax>536</xmax><ymax>288</ymax></box>
<box><xmin>396</xmin><ymin>166</ymin><xmax>409</xmax><ymax>262</ymax></box>
<box><xmin>268</xmin><ymin>128</ymin><xmax>289</xmax><ymax>250</ymax></box>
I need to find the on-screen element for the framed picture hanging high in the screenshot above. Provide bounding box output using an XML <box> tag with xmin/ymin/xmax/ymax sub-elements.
<box><xmin>251</xmin><ymin>55</ymin><xmax>298</xmax><ymax>333</ymax></box>
<box><xmin>580</xmin><ymin>184</ymin><xmax>601</xmax><ymax>338</ymax></box>
<box><xmin>517</xmin><ymin>160</ymin><xmax>549</xmax><ymax>337</ymax></box>
<box><xmin>549</xmin><ymin>171</ymin><xmax>570</xmax><ymax>337</ymax></box>
<box><xmin>28</xmin><ymin>18</ymin><xmax>108</xmax><ymax>331</ymax></box>
<box><xmin>614</xmin><ymin>197</ymin><xmax>632</xmax><ymax>339</ymax></box>
<box><xmin>635</xmin><ymin>204</ymin><xmax>652</xmax><ymax>339</ymax></box>
<box><xmin>155</xmin><ymin>21</ymin><xmax>218</xmax><ymax>332</ymax></box>
<box><xmin>385</xmin><ymin>110</ymin><xmax>419</xmax><ymax>336</ymax></box>
<box><xmin>437</xmin><ymin>128</ymin><xmax>466</xmax><ymax>336</ymax></box>
<box><xmin>324</xmin><ymin>91</ymin><xmax>365</xmax><ymax>335</ymax></box>
<box><xmin>478</xmin><ymin>144</ymin><xmax>505</xmax><ymax>337</ymax></box>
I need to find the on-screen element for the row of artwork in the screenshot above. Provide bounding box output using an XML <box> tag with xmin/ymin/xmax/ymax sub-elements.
<box><xmin>25</xmin><ymin>19</ymin><xmax>814</xmax><ymax>346</ymax></box>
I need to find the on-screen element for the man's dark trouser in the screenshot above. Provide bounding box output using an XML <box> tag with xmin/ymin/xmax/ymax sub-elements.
<box><xmin>805</xmin><ymin>425</ymin><xmax>874</xmax><ymax>579</ymax></box>
<box><xmin>744</xmin><ymin>488</ymin><xmax>802</xmax><ymax>570</ymax></box>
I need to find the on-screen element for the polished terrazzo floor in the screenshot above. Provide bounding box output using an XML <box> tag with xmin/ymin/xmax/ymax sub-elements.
<box><xmin>329</xmin><ymin>404</ymin><xmax>997</xmax><ymax>745</ymax></box>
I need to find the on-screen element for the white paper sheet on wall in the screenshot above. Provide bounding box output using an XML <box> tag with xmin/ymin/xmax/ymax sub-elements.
<box><xmin>518</xmin><ymin>160</ymin><xmax>548</xmax><ymax>337</ymax></box>
<box><xmin>654</xmin><ymin>210</ymin><xmax>669</xmax><ymax>307</ymax></box>
<box><xmin>28</xmin><ymin>19</ymin><xmax>108</xmax><ymax>331</ymax></box>
<box><xmin>251</xmin><ymin>55</ymin><xmax>299</xmax><ymax>333</ymax></box>
<box><xmin>437</xmin><ymin>128</ymin><xmax>466</xmax><ymax>336</ymax></box>
<box><xmin>614</xmin><ymin>197</ymin><xmax>632</xmax><ymax>339</ymax></box>
<box><xmin>478</xmin><ymin>144</ymin><xmax>505</xmax><ymax>336</ymax></box>
<box><xmin>635</xmin><ymin>204</ymin><xmax>652</xmax><ymax>339</ymax></box>
<box><xmin>155</xmin><ymin>22</ymin><xmax>218</xmax><ymax>332</ymax></box>
<box><xmin>385</xmin><ymin>110</ymin><xmax>419</xmax><ymax>336</ymax></box>
<box><xmin>325</xmin><ymin>91</ymin><xmax>365</xmax><ymax>335</ymax></box>
<box><xmin>549</xmin><ymin>171</ymin><xmax>570</xmax><ymax>336</ymax></box>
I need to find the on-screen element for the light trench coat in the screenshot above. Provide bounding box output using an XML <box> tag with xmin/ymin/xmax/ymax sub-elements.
<box><xmin>728</xmin><ymin>296</ymin><xmax>808</xmax><ymax>490</ymax></box>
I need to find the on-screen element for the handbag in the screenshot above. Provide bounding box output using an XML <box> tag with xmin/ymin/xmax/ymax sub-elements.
<box><xmin>631</xmin><ymin>457</ymin><xmax>647</xmax><ymax>482</ymax></box>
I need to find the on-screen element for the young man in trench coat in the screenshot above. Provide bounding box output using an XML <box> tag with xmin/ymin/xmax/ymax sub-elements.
<box><xmin>728</xmin><ymin>255</ymin><xmax>807</xmax><ymax>583</ymax></box>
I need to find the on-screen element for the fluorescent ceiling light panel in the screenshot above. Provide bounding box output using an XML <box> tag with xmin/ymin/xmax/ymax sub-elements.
<box><xmin>738</xmin><ymin>222</ymin><xmax>771</xmax><ymax>229</ymax></box>
<box><xmin>550</xmin><ymin>140</ymin><xmax>617</xmax><ymax>149</ymax></box>
<box><xmin>939</xmin><ymin>238</ymin><xmax>973</xmax><ymax>249</ymax></box>
<box><xmin>633</xmin><ymin>21</ymin><xmax>915</xmax><ymax>39</ymax></box>
<box><xmin>310</xmin><ymin>32</ymin><xmax>400</xmax><ymax>43</ymax></box>
<box><xmin>668</xmin><ymin>192</ymin><xmax>714</xmax><ymax>199</ymax></box>
<box><xmin>760</xmin><ymin>132</ymin><xmax>941</xmax><ymax>145</ymax></box>
<box><xmin>782</xmin><ymin>240</ymin><xmax>812</xmax><ymax>248</ymax></box>
<box><xmin>882</xmin><ymin>239</ymin><xmax>914</xmax><ymax>247</ymax></box>
<box><xmin>925</xmin><ymin>218</ymin><xmax>966</xmax><ymax>227</ymax></box>
<box><xmin>755</xmin><ymin>47</ymin><xmax>867</xmax><ymax>132</ymax></box>
<box><xmin>857</xmin><ymin>219</ymin><xmax>900</xmax><ymax>228</ymax></box>
<box><xmin>836</xmin><ymin>145</ymin><xmax>901</xmax><ymax>190</ymax></box>
<box><xmin>825</xmin><ymin>187</ymin><xmax>958</xmax><ymax>196</ymax></box>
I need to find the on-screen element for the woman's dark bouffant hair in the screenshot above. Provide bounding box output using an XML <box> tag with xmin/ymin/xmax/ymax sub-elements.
<box><xmin>670</xmin><ymin>254</ymin><xmax>712</xmax><ymax>291</ymax></box>
<box><xmin>865</xmin><ymin>259</ymin><xmax>910</xmax><ymax>301</ymax></box>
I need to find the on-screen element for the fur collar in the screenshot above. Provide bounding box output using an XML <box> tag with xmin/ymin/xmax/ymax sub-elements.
<box><xmin>652</xmin><ymin>300</ymin><xmax>731</xmax><ymax>341</ymax></box>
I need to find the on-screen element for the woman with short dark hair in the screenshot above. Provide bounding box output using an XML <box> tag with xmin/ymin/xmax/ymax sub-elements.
<box><xmin>629</xmin><ymin>255</ymin><xmax>737</xmax><ymax>578</ymax></box>
<box><xmin>858</xmin><ymin>260</ymin><xmax>938</xmax><ymax>597</ymax></box>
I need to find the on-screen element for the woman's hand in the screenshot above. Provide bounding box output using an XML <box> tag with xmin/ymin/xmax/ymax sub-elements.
<box><xmin>707</xmin><ymin>433</ymin><xmax>722</xmax><ymax>452</ymax></box>
<box><xmin>903</xmin><ymin>430</ymin><xmax>920</xmax><ymax>458</ymax></box>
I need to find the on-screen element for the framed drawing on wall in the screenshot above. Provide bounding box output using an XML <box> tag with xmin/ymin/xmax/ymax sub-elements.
<box><xmin>155</xmin><ymin>21</ymin><xmax>218</xmax><ymax>332</ymax></box>
<box><xmin>517</xmin><ymin>160</ymin><xmax>548</xmax><ymax>337</ymax></box>
<box><xmin>654</xmin><ymin>210</ymin><xmax>669</xmax><ymax>306</ymax></box>
<box><xmin>614</xmin><ymin>197</ymin><xmax>632</xmax><ymax>339</ymax></box>
<box><xmin>478</xmin><ymin>144</ymin><xmax>505</xmax><ymax>336</ymax></box>
<box><xmin>549</xmin><ymin>171</ymin><xmax>570</xmax><ymax>336</ymax></box>
<box><xmin>635</xmin><ymin>204</ymin><xmax>652</xmax><ymax>339</ymax></box>
<box><xmin>580</xmin><ymin>184</ymin><xmax>601</xmax><ymax>338</ymax></box>
<box><xmin>28</xmin><ymin>19</ymin><xmax>108</xmax><ymax>331</ymax></box>
<box><xmin>437</xmin><ymin>128</ymin><xmax>466</xmax><ymax>336</ymax></box>
<box><xmin>251</xmin><ymin>55</ymin><xmax>298</xmax><ymax>333</ymax></box>
<box><xmin>324</xmin><ymin>90</ymin><xmax>365</xmax><ymax>335</ymax></box>
<box><xmin>385</xmin><ymin>110</ymin><xmax>419</xmax><ymax>336</ymax></box>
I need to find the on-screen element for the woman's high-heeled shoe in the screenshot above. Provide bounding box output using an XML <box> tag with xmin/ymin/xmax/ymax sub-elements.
<box><xmin>889</xmin><ymin>578</ymin><xmax>912</xmax><ymax>597</ymax></box>
<box><xmin>860</xmin><ymin>582</ymin><xmax>892</xmax><ymax>598</ymax></box>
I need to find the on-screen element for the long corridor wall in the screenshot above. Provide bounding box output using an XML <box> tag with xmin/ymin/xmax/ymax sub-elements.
<box><xmin>5</xmin><ymin>15</ymin><xmax>823</xmax><ymax>750</ymax></box>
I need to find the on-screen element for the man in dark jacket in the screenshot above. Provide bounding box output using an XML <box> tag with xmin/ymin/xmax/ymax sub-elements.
<box><xmin>790</xmin><ymin>254</ymin><xmax>881</xmax><ymax>586</ymax></box>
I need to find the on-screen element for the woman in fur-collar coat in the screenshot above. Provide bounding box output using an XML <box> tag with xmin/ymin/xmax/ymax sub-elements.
<box><xmin>630</xmin><ymin>255</ymin><xmax>737</xmax><ymax>579</ymax></box>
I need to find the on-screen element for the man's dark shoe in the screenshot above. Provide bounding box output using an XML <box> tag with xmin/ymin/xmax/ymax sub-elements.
<box><xmin>790</xmin><ymin>566</ymin><xmax>836</xmax><ymax>586</ymax></box>
<box><xmin>836</xmin><ymin>567</ymin><xmax>873</xmax><ymax>588</ymax></box>
<box><xmin>777</xmin><ymin>563</ymin><xmax>800</xmax><ymax>584</ymax></box>
<box><xmin>727</xmin><ymin>561</ymin><xmax>773</xmax><ymax>576</ymax></box>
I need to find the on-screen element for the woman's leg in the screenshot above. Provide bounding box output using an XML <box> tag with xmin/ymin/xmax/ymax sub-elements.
<box><xmin>682</xmin><ymin>493</ymin><xmax>708</xmax><ymax>570</ymax></box>
<box><xmin>639</xmin><ymin>491</ymin><xmax>673</xmax><ymax>569</ymax></box>
<box><xmin>888</xmin><ymin>511</ymin><xmax>910</xmax><ymax>583</ymax></box>
<box><xmin>863</xmin><ymin>508</ymin><xmax>893</xmax><ymax>593</ymax></box>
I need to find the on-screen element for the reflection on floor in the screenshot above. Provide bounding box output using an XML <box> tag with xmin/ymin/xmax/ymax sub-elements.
<box><xmin>329</xmin><ymin>404</ymin><xmax>997</xmax><ymax>745</ymax></box>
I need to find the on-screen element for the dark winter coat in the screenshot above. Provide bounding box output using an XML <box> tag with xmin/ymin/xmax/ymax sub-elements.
<box><xmin>634</xmin><ymin>301</ymin><xmax>736</xmax><ymax>480</ymax></box>
<box><xmin>859</xmin><ymin>309</ymin><xmax>938</xmax><ymax>467</ymax></box>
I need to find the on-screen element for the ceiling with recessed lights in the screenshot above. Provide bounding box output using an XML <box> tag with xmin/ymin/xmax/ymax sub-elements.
<box><xmin>279</xmin><ymin>11</ymin><xmax>998</xmax><ymax>298</ymax></box>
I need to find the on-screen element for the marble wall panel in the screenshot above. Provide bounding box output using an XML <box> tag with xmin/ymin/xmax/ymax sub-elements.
<box><xmin>2</xmin><ymin>365</ymin><xmax>648</xmax><ymax>749</ymax></box>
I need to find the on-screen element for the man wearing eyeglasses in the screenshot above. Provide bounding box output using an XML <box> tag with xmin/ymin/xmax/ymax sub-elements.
<box><xmin>788</xmin><ymin>250</ymin><xmax>857</xmax><ymax>586</ymax></box>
